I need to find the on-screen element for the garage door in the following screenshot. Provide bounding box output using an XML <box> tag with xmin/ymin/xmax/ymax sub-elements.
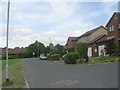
<box><xmin>88</xmin><ymin>47</ymin><xmax>92</xmax><ymax>57</ymax></box>
<box><xmin>98</xmin><ymin>45</ymin><xmax>105</xmax><ymax>56</ymax></box>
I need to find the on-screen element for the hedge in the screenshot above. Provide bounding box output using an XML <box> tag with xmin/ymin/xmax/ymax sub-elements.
<box><xmin>64</xmin><ymin>52</ymin><xmax>79</xmax><ymax>64</ymax></box>
<box><xmin>2</xmin><ymin>55</ymin><xmax>20</xmax><ymax>60</ymax></box>
<box><xmin>48</xmin><ymin>54</ymin><xmax>60</xmax><ymax>61</ymax></box>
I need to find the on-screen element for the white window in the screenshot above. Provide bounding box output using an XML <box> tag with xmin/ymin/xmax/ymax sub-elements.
<box><xmin>118</xmin><ymin>23</ymin><xmax>120</xmax><ymax>29</ymax></box>
<box><xmin>111</xmin><ymin>25</ymin><xmax>114</xmax><ymax>31</ymax></box>
<box><xmin>109</xmin><ymin>26</ymin><xmax>114</xmax><ymax>32</ymax></box>
<box><xmin>109</xmin><ymin>26</ymin><xmax>112</xmax><ymax>32</ymax></box>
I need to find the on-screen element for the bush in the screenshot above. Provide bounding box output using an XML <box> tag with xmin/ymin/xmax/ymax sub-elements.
<box><xmin>48</xmin><ymin>54</ymin><xmax>60</xmax><ymax>61</ymax></box>
<box><xmin>64</xmin><ymin>52</ymin><xmax>79</xmax><ymax>64</ymax></box>
<box><xmin>2</xmin><ymin>55</ymin><xmax>20</xmax><ymax>60</ymax></box>
<box><xmin>19</xmin><ymin>52</ymin><xmax>30</xmax><ymax>58</ymax></box>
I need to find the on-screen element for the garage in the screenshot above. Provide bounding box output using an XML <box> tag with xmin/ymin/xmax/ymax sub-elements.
<box><xmin>88</xmin><ymin>47</ymin><xmax>92</xmax><ymax>57</ymax></box>
<box><xmin>98</xmin><ymin>45</ymin><xmax>105</xmax><ymax>56</ymax></box>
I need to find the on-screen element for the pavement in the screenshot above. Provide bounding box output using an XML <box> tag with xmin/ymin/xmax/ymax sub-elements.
<box><xmin>24</xmin><ymin>59</ymin><xmax>118</xmax><ymax>88</ymax></box>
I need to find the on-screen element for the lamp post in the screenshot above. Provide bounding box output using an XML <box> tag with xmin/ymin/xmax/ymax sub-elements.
<box><xmin>6</xmin><ymin>0</ymin><xmax>10</xmax><ymax>82</ymax></box>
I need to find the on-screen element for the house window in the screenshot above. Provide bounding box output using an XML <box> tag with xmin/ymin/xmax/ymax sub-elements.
<box><xmin>109</xmin><ymin>26</ymin><xmax>112</xmax><ymax>32</ymax></box>
<box><xmin>118</xmin><ymin>23</ymin><xmax>120</xmax><ymax>29</ymax></box>
<box><xmin>111</xmin><ymin>25</ymin><xmax>114</xmax><ymax>31</ymax></box>
<box><xmin>109</xmin><ymin>25</ymin><xmax>114</xmax><ymax>32</ymax></box>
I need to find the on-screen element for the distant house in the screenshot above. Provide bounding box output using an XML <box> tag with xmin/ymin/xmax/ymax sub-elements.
<box><xmin>65</xmin><ymin>37</ymin><xmax>77</xmax><ymax>52</ymax></box>
<box><xmin>2</xmin><ymin>47</ymin><xmax>27</xmax><ymax>56</ymax></box>
<box><xmin>97</xmin><ymin>12</ymin><xmax>120</xmax><ymax>56</ymax></box>
<box><xmin>76</xmin><ymin>26</ymin><xmax>107</xmax><ymax>57</ymax></box>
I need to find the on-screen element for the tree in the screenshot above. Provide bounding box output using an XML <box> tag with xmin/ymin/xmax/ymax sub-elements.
<box><xmin>44</xmin><ymin>43</ymin><xmax>65</xmax><ymax>57</ymax></box>
<box><xmin>27</xmin><ymin>40</ymin><xmax>45</xmax><ymax>57</ymax></box>
<box><xmin>44</xmin><ymin>46</ymin><xmax>50</xmax><ymax>56</ymax></box>
<box><xmin>105</xmin><ymin>41</ymin><xmax>115</xmax><ymax>56</ymax></box>
<box><xmin>55</xmin><ymin>44</ymin><xmax>64</xmax><ymax>57</ymax></box>
<box><xmin>77</xmin><ymin>42</ymin><xmax>88</xmax><ymax>59</ymax></box>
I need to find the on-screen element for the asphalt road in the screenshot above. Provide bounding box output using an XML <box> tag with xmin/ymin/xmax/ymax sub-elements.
<box><xmin>24</xmin><ymin>59</ymin><xmax>118</xmax><ymax>88</ymax></box>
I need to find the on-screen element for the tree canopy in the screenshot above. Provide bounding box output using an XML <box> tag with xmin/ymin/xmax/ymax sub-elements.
<box><xmin>27</xmin><ymin>40</ymin><xmax>45</xmax><ymax>57</ymax></box>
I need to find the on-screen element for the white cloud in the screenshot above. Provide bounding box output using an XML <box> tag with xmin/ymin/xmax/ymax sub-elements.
<box><xmin>1</xmin><ymin>0</ymin><xmax>119</xmax><ymax>2</ymax></box>
<box><xmin>0</xmin><ymin>1</ymin><xmax>118</xmax><ymax>48</ymax></box>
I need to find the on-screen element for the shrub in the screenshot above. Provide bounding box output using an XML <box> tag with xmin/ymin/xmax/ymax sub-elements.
<box><xmin>64</xmin><ymin>52</ymin><xmax>79</xmax><ymax>64</ymax></box>
<box><xmin>48</xmin><ymin>54</ymin><xmax>60</xmax><ymax>61</ymax></box>
<box><xmin>2</xmin><ymin>55</ymin><xmax>20</xmax><ymax>60</ymax></box>
<box><xmin>19</xmin><ymin>52</ymin><xmax>30</xmax><ymax>58</ymax></box>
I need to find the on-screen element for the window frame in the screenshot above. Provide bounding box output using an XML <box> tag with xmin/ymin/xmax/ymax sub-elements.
<box><xmin>118</xmin><ymin>23</ymin><xmax>120</xmax><ymax>29</ymax></box>
<box><xmin>109</xmin><ymin>25</ymin><xmax>114</xmax><ymax>32</ymax></box>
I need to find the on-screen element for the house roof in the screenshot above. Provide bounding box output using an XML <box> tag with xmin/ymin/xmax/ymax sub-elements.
<box><xmin>65</xmin><ymin>37</ymin><xmax>77</xmax><ymax>47</ymax></box>
<box><xmin>77</xmin><ymin>26</ymin><xmax>107</xmax><ymax>39</ymax></box>
<box><xmin>68</xmin><ymin>37</ymin><xmax>77</xmax><ymax>41</ymax></box>
<box><xmin>97</xmin><ymin>36</ymin><xmax>114</xmax><ymax>43</ymax></box>
<box><xmin>106</xmin><ymin>12</ymin><xmax>120</xmax><ymax>27</ymax></box>
<box><xmin>89</xmin><ymin>34</ymin><xmax>106</xmax><ymax>44</ymax></box>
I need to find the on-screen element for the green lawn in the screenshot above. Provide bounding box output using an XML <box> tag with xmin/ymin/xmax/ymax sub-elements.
<box><xmin>89</xmin><ymin>56</ymin><xmax>119</xmax><ymax>64</ymax></box>
<box><xmin>2</xmin><ymin>59</ymin><xmax>26</xmax><ymax>88</ymax></box>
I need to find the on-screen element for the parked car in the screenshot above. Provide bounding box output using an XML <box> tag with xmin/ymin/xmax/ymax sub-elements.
<box><xmin>39</xmin><ymin>54</ymin><xmax>47</xmax><ymax>60</ymax></box>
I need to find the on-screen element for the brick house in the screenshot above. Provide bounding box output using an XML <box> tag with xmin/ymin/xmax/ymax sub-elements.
<box><xmin>65</xmin><ymin>37</ymin><xmax>77</xmax><ymax>52</ymax></box>
<box><xmin>2</xmin><ymin>47</ymin><xmax>27</xmax><ymax>56</ymax></box>
<box><xmin>76</xmin><ymin>26</ymin><xmax>107</xmax><ymax>57</ymax></box>
<box><xmin>97</xmin><ymin>12</ymin><xmax>120</xmax><ymax>56</ymax></box>
<box><xmin>77</xmin><ymin>26</ymin><xmax>107</xmax><ymax>44</ymax></box>
<box><xmin>88</xmin><ymin>35</ymin><xmax>107</xmax><ymax>57</ymax></box>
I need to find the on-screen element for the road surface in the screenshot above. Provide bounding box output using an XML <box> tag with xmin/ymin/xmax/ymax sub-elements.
<box><xmin>24</xmin><ymin>59</ymin><xmax>118</xmax><ymax>88</ymax></box>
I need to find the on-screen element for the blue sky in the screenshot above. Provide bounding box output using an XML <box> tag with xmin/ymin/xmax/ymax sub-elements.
<box><xmin>0</xmin><ymin>0</ymin><xmax>119</xmax><ymax>48</ymax></box>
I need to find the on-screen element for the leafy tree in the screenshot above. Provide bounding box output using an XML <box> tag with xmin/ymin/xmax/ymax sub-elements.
<box><xmin>55</xmin><ymin>44</ymin><xmax>64</xmax><ymax>57</ymax></box>
<box><xmin>27</xmin><ymin>40</ymin><xmax>45</xmax><ymax>57</ymax></box>
<box><xmin>77</xmin><ymin>42</ymin><xmax>88</xmax><ymax>59</ymax></box>
<box><xmin>44</xmin><ymin>46</ymin><xmax>50</xmax><ymax>56</ymax></box>
<box><xmin>44</xmin><ymin>43</ymin><xmax>65</xmax><ymax>57</ymax></box>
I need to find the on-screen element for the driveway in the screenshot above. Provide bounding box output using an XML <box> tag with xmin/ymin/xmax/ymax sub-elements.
<box><xmin>24</xmin><ymin>59</ymin><xmax>118</xmax><ymax>88</ymax></box>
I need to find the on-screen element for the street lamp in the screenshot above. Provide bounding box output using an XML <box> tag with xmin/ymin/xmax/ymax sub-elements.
<box><xmin>6</xmin><ymin>0</ymin><xmax>10</xmax><ymax>82</ymax></box>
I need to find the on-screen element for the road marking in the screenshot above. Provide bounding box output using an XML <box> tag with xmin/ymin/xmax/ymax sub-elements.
<box><xmin>51</xmin><ymin>80</ymin><xmax>79</xmax><ymax>86</ymax></box>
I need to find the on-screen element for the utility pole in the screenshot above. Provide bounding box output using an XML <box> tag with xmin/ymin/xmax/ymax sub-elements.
<box><xmin>6</xmin><ymin>0</ymin><xmax>10</xmax><ymax>82</ymax></box>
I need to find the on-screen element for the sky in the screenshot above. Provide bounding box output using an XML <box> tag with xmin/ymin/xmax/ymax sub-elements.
<box><xmin>0</xmin><ymin>0</ymin><xmax>119</xmax><ymax>48</ymax></box>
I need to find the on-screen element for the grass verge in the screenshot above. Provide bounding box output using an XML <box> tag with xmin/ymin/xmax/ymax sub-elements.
<box><xmin>2</xmin><ymin>59</ymin><xmax>26</xmax><ymax>88</ymax></box>
<box><xmin>89</xmin><ymin>56</ymin><xmax>119</xmax><ymax>64</ymax></box>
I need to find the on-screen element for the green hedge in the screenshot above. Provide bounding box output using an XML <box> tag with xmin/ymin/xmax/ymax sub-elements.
<box><xmin>64</xmin><ymin>52</ymin><xmax>79</xmax><ymax>64</ymax></box>
<box><xmin>48</xmin><ymin>54</ymin><xmax>60</xmax><ymax>61</ymax></box>
<box><xmin>19</xmin><ymin>52</ymin><xmax>30</xmax><ymax>58</ymax></box>
<box><xmin>2</xmin><ymin>55</ymin><xmax>20</xmax><ymax>60</ymax></box>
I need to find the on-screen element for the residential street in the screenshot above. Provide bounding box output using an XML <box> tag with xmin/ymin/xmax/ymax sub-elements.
<box><xmin>24</xmin><ymin>59</ymin><xmax>118</xmax><ymax>88</ymax></box>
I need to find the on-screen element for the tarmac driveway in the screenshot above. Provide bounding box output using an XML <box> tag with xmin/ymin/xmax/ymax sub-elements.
<box><xmin>24</xmin><ymin>59</ymin><xmax>118</xmax><ymax>88</ymax></box>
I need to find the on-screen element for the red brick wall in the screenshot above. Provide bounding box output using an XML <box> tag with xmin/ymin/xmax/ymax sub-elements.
<box><xmin>106</xmin><ymin>13</ymin><xmax>120</xmax><ymax>44</ymax></box>
<box><xmin>89</xmin><ymin>43</ymin><xmax>98</xmax><ymax>57</ymax></box>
